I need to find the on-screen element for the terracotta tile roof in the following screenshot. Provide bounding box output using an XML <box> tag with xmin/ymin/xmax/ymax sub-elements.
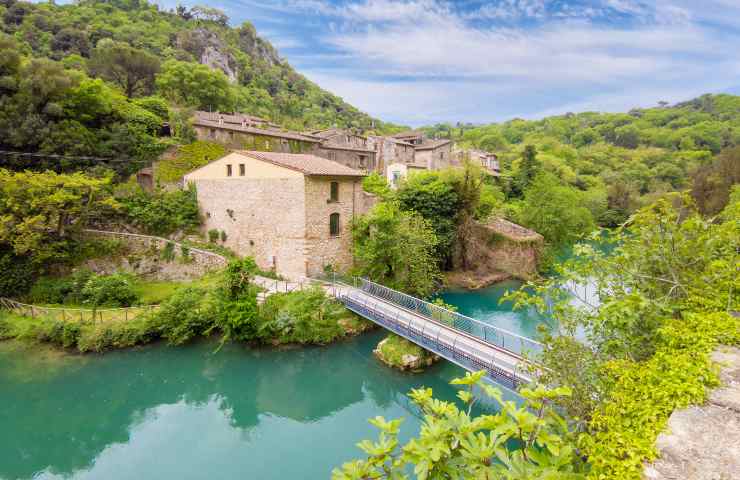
<box><xmin>391</xmin><ymin>130</ymin><xmax>424</xmax><ymax>139</ymax></box>
<box><xmin>415</xmin><ymin>138</ymin><xmax>452</xmax><ymax>150</ymax></box>
<box><xmin>192</xmin><ymin>117</ymin><xmax>320</xmax><ymax>143</ymax></box>
<box><xmin>239</xmin><ymin>151</ymin><xmax>366</xmax><ymax>177</ymax></box>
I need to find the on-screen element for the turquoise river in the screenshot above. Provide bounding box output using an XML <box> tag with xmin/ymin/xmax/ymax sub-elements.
<box><xmin>0</xmin><ymin>282</ymin><xmax>550</xmax><ymax>480</ymax></box>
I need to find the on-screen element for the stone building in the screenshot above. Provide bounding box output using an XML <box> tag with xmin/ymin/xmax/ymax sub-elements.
<box><xmin>366</xmin><ymin>135</ymin><xmax>416</xmax><ymax>185</ymax></box>
<box><xmin>183</xmin><ymin>151</ymin><xmax>367</xmax><ymax>280</ymax></box>
<box><xmin>415</xmin><ymin>138</ymin><xmax>453</xmax><ymax>170</ymax></box>
<box><xmin>193</xmin><ymin>112</ymin><xmax>376</xmax><ymax>173</ymax></box>
<box><xmin>453</xmin><ymin>148</ymin><xmax>501</xmax><ymax>176</ymax></box>
<box><xmin>305</xmin><ymin>128</ymin><xmax>377</xmax><ymax>172</ymax></box>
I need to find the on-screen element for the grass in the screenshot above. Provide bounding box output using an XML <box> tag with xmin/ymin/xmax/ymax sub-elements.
<box><xmin>376</xmin><ymin>334</ymin><xmax>427</xmax><ymax>368</ymax></box>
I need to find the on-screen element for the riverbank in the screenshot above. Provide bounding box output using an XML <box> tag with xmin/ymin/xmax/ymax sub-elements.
<box><xmin>644</xmin><ymin>346</ymin><xmax>740</xmax><ymax>480</ymax></box>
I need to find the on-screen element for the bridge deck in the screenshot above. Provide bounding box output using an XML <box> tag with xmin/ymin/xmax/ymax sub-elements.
<box><xmin>337</xmin><ymin>286</ymin><xmax>535</xmax><ymax>388</ymax></box>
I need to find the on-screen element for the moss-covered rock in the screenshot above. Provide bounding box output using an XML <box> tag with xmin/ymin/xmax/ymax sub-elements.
<box><xmin>373</xmin><ymin>334</ymin><xmax>439</xmax><ymax>372</ymax></box>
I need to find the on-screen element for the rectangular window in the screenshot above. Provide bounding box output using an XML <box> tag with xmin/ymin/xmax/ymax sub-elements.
<box><xmin>358</xmin><ymin>155</ymin><xmax>367</xmax><ymax>168</ymax></box>
<box><xmin>329</xmin><ymin>181</ymin><xmax>339</xmax><ymax>202</ymax></box>
<box><xmin>239</xmin><ymin>164</ymin><xmax>245</xmax><ymax>176</ymax></box>
<box><xmin>226</xmin><ymin>164</ymin><xmax>232</xmax><ymax>177</ymax></box>
<box><xmin>328</xmin><ymin>151</ymin><xmax>336</xmax><ymax>161</ymax></box>
<box><xmin>329</xmin><ymin>213</ymin><xmax>340</xmax><ymax>237</ymax></box>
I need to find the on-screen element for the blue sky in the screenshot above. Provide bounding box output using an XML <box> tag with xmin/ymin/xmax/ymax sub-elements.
<box><xmin>157</xmin><ymin>0</ymin><xmax>740</xmax><ymax>126</ymax></box>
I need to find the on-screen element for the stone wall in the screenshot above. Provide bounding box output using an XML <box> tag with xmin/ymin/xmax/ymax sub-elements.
<box><xmin>194</xmin><ymin>126</ymin><xmax>317</xmax><ymax>154</ymax></box>
<box><xmin>192</xmin><ymin>177</ymin><xmax>309</xmax><ymax>279</ymax></box>
<box><xmin>82</xmin><ymin>229</ymin><xmax>227</xmax><ymax>280</ymax></box>
<box><xmin>314</xmin><ymin>146</ymin><xmax>377</xmax><ymax>172</ymax></box>
<box><xmin>303</xmin><ymin>177</ymin><xmax>361</xmax><ymax>277</ymax></box>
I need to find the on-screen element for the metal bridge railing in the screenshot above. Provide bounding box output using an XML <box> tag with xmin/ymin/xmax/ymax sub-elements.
<box><xmin>354</xmin><ymin>278</ymin><xmax>544</xmax><ymax>359</ymax></box>
<box><xmin>341</xmin><ymin>294</ymin><xmax>526</xmax><ymax>389</ymax></box>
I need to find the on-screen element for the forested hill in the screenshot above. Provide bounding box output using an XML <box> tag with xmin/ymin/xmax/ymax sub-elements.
<box><xmin>0</xmin><ymin>0</ymin><xmax>400</xmax><ymax>169</ymax></box>
<box><xmin>422</xmin><ymin>94</ymin><xmax>740</xmax><ymax>221</ymax></box>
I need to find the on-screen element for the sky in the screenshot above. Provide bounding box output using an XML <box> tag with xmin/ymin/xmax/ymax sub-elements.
<box><xmin>157</xmin><ymin>0</ymin><xmax>740</xmax><ymax>126</ymax></box>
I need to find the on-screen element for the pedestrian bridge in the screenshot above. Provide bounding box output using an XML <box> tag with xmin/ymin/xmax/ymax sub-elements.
<box><xmin>329</xmin><ymin>278</ymin><xmax>542</xmax><ymax>389</ymax></box>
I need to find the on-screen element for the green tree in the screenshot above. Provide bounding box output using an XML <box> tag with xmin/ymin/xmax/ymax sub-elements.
<box><xmin>88</xmin><ymin>39</ymin><xmax>160</xmax><ymax>98</ymax></box>
<box><xmin>0</xmin><ymin>169</ymin><xmax>117</xmax><ymax>264</ymax></box>
<box><xmin>512</xmin><ymin>144</ymin><xmax>540</xmax><ymax>196</ymax></box>
<box><xmin>517</xmin><ymin>173</ymin><xmax>595</xmax><ymax>247</ymax></box>
<box><xmin>156</xmin><ymin>59</ymin><xmax>235</xmax><ymax>111</ymax></box>
<box><xmin>352</xmin><ymin>202</ymin><xmax>441</xmax><ymax>297</ymax></box>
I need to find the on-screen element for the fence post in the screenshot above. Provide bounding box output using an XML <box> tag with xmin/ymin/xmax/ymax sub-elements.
<box><xmin>125</xmin><ymin>309</ymin><xmax>128</xmax><ymax>322</ymax></box>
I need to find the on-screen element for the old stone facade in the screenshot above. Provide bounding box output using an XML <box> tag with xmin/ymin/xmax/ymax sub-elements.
<box><xmin>454</xmin><ymin>148</ymin><xmax>501</xmax><ymax>176</ymax></box>
<box><xmin>193</xmin><ymin>112</ymin><xmax>377</xmax><ymax>173</ymax></box>
<box><xmin>366</xmin><ymin>135</ymin><xmax>416</xmax><ymax>178</ymax></box>
<box><xmin>183</xmin><ymin>151</ymin><xmax>366</xmax><ymax>280</ymax></box>
<box><xmin>415</xmin><ymin>139</ymin><xmax>453</xmax><ymax>170</ymax></box>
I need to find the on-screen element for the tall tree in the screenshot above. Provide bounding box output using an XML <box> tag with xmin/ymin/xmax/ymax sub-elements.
<box><xmin>88</xmin><ymin>39</ymin><xmax>160</xmax><ymax>98</ymax></box>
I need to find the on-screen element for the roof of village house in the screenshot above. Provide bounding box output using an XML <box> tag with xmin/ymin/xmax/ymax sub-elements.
<box><xmin>238</xmin><ymin>151</ymin><xmax>366</xmax><ymax>177</ymax></box>
<box><xmin>415</xmin><ymin>138</ymin><xmax>452</xmax><ymax>150</ymax></box>
<box><xmin>192</xmin><ymin>117</ymin><xmax>321</xmax><ymax>143</ymax></box>
<box><xmin>367</xmin><ymin>135</ymin><xmax>415</xmax><ymax>147</ymax></box>
<box><xmin>391</xmin><ymin>130</ymin><xmax>424</xmax><ymax>139</ymax></box>
<box><xmin>320</xmin><ymin>144</ymin><xmax>376</xmax><ymax>153</ymax></box>
<box><xmin>195</xmin><ymin>111</ymin><xmax>281</xmax><ymax>129</ymax></box>
<box><xmin>309</xmin><ymin>128</ymin><xmax>366</xmax><ymax>139</ymax></box>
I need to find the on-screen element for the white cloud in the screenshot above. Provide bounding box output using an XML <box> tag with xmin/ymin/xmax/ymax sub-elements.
<box><xmin>230</xmin><ymin>0</ymin><xmax>739</xmax><ymax>124</ymax></box>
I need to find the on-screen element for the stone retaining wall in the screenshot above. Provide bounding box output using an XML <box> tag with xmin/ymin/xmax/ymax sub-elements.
<box><xmin>83</xmin><ymin>229</ymin><xmax>227</xmax><ymax>280</ymax></box>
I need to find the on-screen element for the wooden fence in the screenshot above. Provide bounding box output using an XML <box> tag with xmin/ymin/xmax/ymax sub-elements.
<box><xmin>0</xmin><ymin>298</ymin><xmax>157</xmax><ymax>323</ymax></box>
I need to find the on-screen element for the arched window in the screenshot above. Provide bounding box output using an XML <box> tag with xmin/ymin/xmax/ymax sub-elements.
<box><xmin>329</xmin><ymin>213</ymin><xmax>340</xmax><ymax>237</ymax></box>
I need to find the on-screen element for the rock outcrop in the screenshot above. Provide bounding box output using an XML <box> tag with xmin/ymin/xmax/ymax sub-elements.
<box><xmin>449</xmin><ymin>218</ymin><xmax>543</xmax><ymax>289</ymax></box>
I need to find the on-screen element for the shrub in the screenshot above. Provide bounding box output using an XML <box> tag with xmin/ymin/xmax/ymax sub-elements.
<box><xmin>76</xmin><ymin>317</ymin><xmax>156</xmax><ymax>353</ymax></box>
<box><xmin>257</xmin><ymin>287</ymin><xmax>346</xmax><ymax>344</ymax></box>
<box><xmin>222</xmin><ymin>258</ymin><xmax>258</xmax><ymax>299</ymax></box>
<box><xmin>161</xmin><ymin>241</ymin><xmax>175</xmax><ymax>261</ymax></box>
<box><xmin>0</xmin><ymin>249</ymin><xmax>39</xmax><ymax>298</ymax></box>
<box><xmin>81</xmin><ymin>273</ymin><xmax>139</xmax><ymax>307</ymax></box>
<box><xmin>153</xmin><ymin>287</ymin><xmax>214</xmax><ymax>345</ymax></box>
<box><xmin>220</xmin><ymin>230</ymin><xmax>227</xmax><ymax>242</ymax></box>
<box><xmin>208</xmin><ymin>229</ymin><xmax>219</xmax><ymax>243</ymax></box>
<box><xmin>214</xmin><ymin>291</ymin><xmax>260</xmax><ymax>343</ymax></box>
<box><xmin>28</xmin><ymin>277</ymin><xmax>74</xmax><ymax>304</ymax></box>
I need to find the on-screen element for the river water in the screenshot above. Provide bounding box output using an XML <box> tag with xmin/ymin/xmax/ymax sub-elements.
<box><xmin>0</xmin><ymin>281</ymin><xmax>547</xmax><ymax>480</ymax></box>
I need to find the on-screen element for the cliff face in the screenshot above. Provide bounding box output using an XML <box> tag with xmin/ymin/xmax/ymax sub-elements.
<box><xmin>449</xmin><ymin>219</ymin><xmax>543</xmax><ymax>289</ymax></box>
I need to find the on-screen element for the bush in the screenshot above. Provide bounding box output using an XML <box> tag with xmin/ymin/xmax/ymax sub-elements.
<box><xmin>76</xmin><ymin>316</ymin><xmax>156</xmax><ymax>353</ymax></box>
<box><xmin>257</xmin><ymin>287</ymin><xmax>347</xmax><ymax>344</ymax></box>
<box><xmin>28</xmin><ymin>277</ymin><xmax>73</xmax><ymax>304</ymax></box>
<box><xmin>222</xmin><ymin>258</ymin><xmax>258</xmax><ymax>299</ymax></box>
<box><xmin>81</xmin><ymin>273</ymin><xmax>139</xmax><ymax>307</ymax></box>
<box><xmin>0</xmin><ymin>249</ymin><xmax>39</xmax><ymax>298</ymax></box>
<box><xmin>208</xmin><ymin>229</ymin><xmax>219</xmax><ymax>243</ymax></box>
<box><xmin>27</xmin><ymin>269</ymin><xmax>93</xmax><ymax>305</ymax></box>
<box><xmin>153</xmin><ymin>287</ymin><xmax>215</xmax><ymax>345</ymax></box>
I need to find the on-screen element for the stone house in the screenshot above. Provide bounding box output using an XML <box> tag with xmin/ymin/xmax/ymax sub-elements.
<box><xmin>182</xmin><ymin>151</ymin><xmax>367</xmax><ymax>280</ymax></box>
<box><xmin>415</xmin><ymin>138</ymin><xmax>453</xmax><ymax>170</ymax></box>
<box><xmin>193</xmin><ymin>112</ymin><xmax>376</xmax><ymax>173</ymax></box>
<box><xmin>366</xmin><ymin>135</ymin><xmax>416</xmax><ymax>184</ymax></box>
<box><xmin>306</xmin><ymin>128</ymin><xmax>377</xmax><ymax>172</ymax></box>
<box><xmin>453</xmin><ymin>148</ymin><xmax>501</xmax><ymax>176</ymax></box>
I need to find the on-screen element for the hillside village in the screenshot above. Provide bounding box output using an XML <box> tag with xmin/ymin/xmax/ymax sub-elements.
<box><xmin>158</xmin><ymin>110</ymin><xmax>504</xmax><ymax>279</ymax></box>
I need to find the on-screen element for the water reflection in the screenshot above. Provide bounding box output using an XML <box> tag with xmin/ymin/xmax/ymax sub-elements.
<box><xmin>0</xmin><ymin>332</ymin><xmax>473</xmax><ymax>480</ymax></box>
